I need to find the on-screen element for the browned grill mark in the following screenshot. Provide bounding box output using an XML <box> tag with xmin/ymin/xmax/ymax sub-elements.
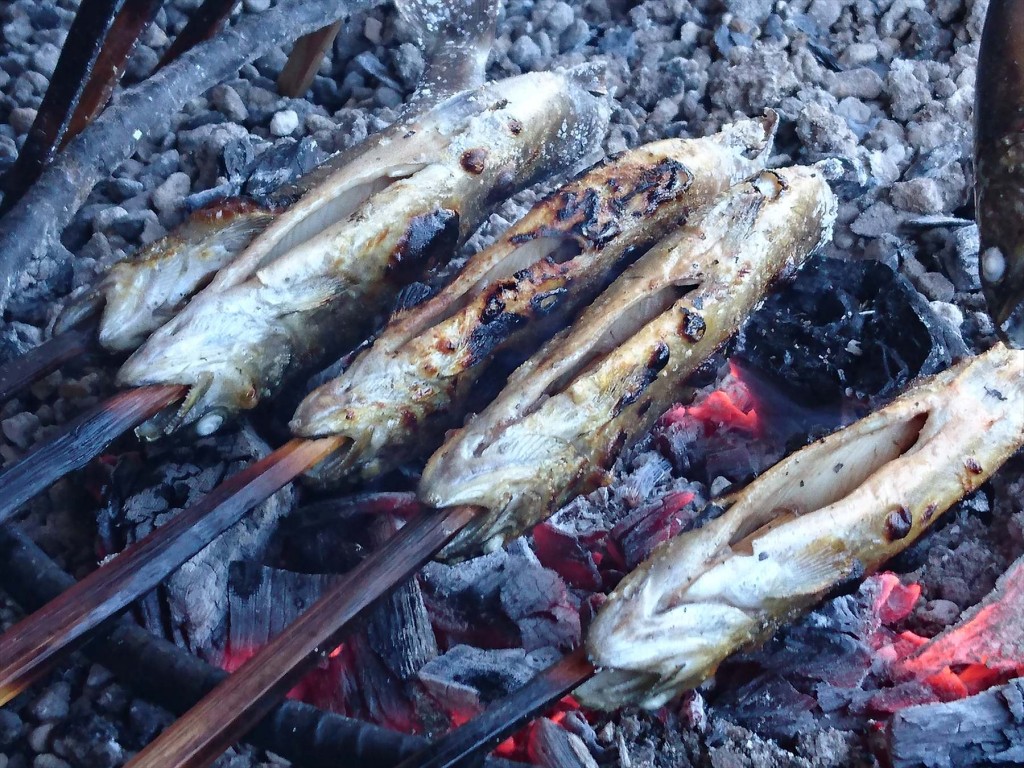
<box><xmin>387</xmin><ymin>208</ymin><xmax>460</xmax><ymax>282</ymax></box>
<box><xmin>508</xmin><ymin>118</ymin><xmax>523</xmax><ymax>135</ymax></box>
<box><xmin>965</xmin><ymin>457</ymin><xmax>984</xmax><ymax>474</ymax></box>
<box><xmin>615</xmin><ymin>342</ymin><xmax>671</xmax><ymax>415</ymax></box>
<box><xmin>884</xmin><ymin>506</ymin><xmax>913</xmax><ymax>541</ymax></box>
<box><xmin>679</xmin><ymin>307</ymin><xmax>706</xmax><ymax>341</ymax></box>
<box><xmin>460</xmin><ymin>148</ymin><xmax>488</xmax><ymax>174</ymax></box>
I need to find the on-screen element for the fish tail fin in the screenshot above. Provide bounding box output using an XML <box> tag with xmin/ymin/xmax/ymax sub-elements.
<box><xmin>397</xmin><ymin>0</ymin><xmax>501</xmax><ymax>101</ymax></box>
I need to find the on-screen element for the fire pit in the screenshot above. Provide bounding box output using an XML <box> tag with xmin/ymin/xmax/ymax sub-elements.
<box><xmin>0</xmin><ymin>1</ymin><xmax>1021</xmax><ymax>767</ymax></box>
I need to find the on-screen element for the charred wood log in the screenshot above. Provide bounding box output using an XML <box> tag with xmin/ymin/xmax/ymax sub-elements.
<box><xmin>0</xmin><ymin>524</ymin><xmax>519</xmax><ymax>768</ymax></box>
<box><xmin>885</xmin><ymin>678</ymin><xmax>1024</xmax><ymax>767</ymax></box>
<box><xmin>158</xmin><ymin>0</ymin><xmax>239</xmax><ymax>67</ymax></box>
<box><xmin>0</xmin><ymin>0</ymin><xmax>382</xmax><ymax>314</ymax></box>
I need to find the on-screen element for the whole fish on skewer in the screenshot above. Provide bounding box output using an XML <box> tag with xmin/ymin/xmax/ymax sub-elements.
<box><xmin>292</xmin><ymin>112</ymin><xmax>780</xmax><ymax>484</ymax></box>
<box><xmin>11</xmin><ymin>0</ymin><xmax>507</xmax><ymax>395</ymax></box>
<box><xmin>398</xmin><ymin>345</ymin><xmax>1024</xmax><ymax>768</ymax></box>
<box><xmin>421</xmin><ymin>163</ymin><xmax>838</xmax><ymax>561</ymax></box>
<box><xmin>578</xmin><ymin>343</ymin><xmax>1024</xmax><ymax>710</ymax></box>
<box><xmin>117</xmin><ymin>60</ymin><xmax>610</xmax><ymax>438</ymax></box>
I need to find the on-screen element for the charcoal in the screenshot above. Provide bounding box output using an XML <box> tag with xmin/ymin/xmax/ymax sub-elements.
<box><xmin>242</xmin><ymin>136</ymin><xmax>326</xmax><ymax>200</ymax></box>
<box><xmin>886</xmin><ymin>679</ymin><xmax>1024</xmax><ymax>768</ymax></box>
<box><xmin>529</xmin><ymin>717</ymin><xmax>599</xmax><ymax>768</ymax></box>
<box><xmin>736</xmin><ymin>256</ymin><xmax>969</xmax><ymax>406</ymax></box>
<box><xmin>228</xmin><ymin>563</ymin><xmax>336</xmax><ymax>652</ymax></box>
<box><xmin>418</xmin><ymin>645</ymin><xmax>561</xmax><ymax>715</ymax></box>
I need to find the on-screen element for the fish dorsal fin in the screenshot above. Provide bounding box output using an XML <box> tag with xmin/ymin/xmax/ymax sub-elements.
<box><xmin>397</xmin><ymin>0</ymin><xmax>501</xmax><ymax>106</ymax></box>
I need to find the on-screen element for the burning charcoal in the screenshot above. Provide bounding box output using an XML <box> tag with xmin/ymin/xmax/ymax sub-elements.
<box><xmin>885</xmin><ymin>678</ymin><xmax>1024</xmax><ymax>768</ymax></box>
<box><xmin>528</xmin><ymin>717</ymin><xmax>599</xmax><ymax>768</ymax></box>
<box><xmin>98</xmin><ymin>426</ymin><xmax>297</xmax><ymax>656</ymax></box>
<box><xmin>735</xmin><ymin>256</ymin><xmax>969</xmax><ymax>406</ymax></box>
<box><xmin>893</xmin><ymin>553</ymin><xmax>1024</xmax><ymax>698</ymax></box>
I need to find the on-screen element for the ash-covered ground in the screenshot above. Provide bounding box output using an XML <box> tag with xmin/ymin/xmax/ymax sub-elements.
<box><xmin>0</xmin><ymin>0</ymin><xmax>1019</xmax><ymax>766</ymax></box>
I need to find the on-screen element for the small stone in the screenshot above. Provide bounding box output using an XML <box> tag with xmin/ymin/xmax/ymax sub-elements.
<box><xmin>210</xmin><ymin>84</ymin><xmax>248</xmax><ymax>123</ymax></box>
<box><xmin>829</xmin><ymin>68</ymin><xmax>883</xmax><ymax>100</ymax></box>
<box><xmin>364</xmin><ymin>16</ymin><xmax>383</xmax><ymax>44</ymax></box>
<box><xmin>919</xmin><ymin>598</ymin><xmax>960</xmax><ymax>624</ymax></box>
<box><xmin>891</xmin><ymin>177</ymin><xmax>945</xmax><ymax>214</ymax></box>
<box><xmin>269</xmin><ymin>109</ymin><xmax>299</xmax><ymax>137</ymax></box>
<box><xmin>29</xmin><ymin>682</ymin><xmax>70</xmax><ymax>722</ymax></box>
<box><xmin>9</xmin><ymin>107</ymin><xmax>37</xmax><ymax>134</ymax></box>
<box><xmin>243</xmin><ymin>0</ymin><xmax>270</xmax><ymax>11</ymax></box>
<box><xmin>840</xmin><ymin>42</ymin><xmax>878</xmax><ymax>67</ymax></box>
<box><xmin>2</xmin><ymin>411</ymin><xmax>40</xmax><ymax>450</ymax></box>
<box><xmin>930</xmin><ymin>301</ymin><xmax>964</xmax><ymax>333</ymax></box>
<box><xmin>546</xmin><ymin>2</ymin><xmax>575</xmax><ymax>34</ymax></box>
<box><xmin>151</xmin><ymin>172</ymin><xmax>191</xmax><ymax>215</ymax></box>
<box><xmin>32</xmin><ymin>757</ymin><xmax>70</xmax><ymax>768</ymax></box>
<box><xmin>392</xmin><ymin>43</ymin><xmax>424</xmax><ymax>89</ymax></box>
<box><xmin>30</xmin><ymin>43</ymin><xmax>60</xmax><ymax>77</ymax></box>
<box><xmin>28</xmin><ymin>723</ymin><xmax>54</xmax><ymax>753</ymax></box>
<box><xmin>0</xmin><ymin>709</ymin><xmax>23</xmax><ymax>748</ymax></box>
<box><xmin>509</xmin><ymin>35</ymin><xmax>544</xmax><ymax>71</ymax></box>
<box><xmin>913</xmin><ymin>271</ymin><xmax>956</xmax><ymax>302</ymax></box>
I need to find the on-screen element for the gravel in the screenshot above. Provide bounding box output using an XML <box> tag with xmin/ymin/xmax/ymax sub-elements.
<box><xmin>0</xmin><ymin>0</ymin><xmax>1013</xmax><ymax>766</ymax></box>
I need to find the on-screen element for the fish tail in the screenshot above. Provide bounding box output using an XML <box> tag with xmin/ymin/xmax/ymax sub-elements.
<box><xmin>396</xmin><ymin>0</ymin><xmax>501</xmax><ymax>99</ymax></box>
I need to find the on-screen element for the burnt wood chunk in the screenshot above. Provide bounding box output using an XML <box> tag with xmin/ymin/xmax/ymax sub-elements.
<box><xmin>885</xmin><ymin>679</ymin><xmax>1024</xmax><ymax>767</ymax></box>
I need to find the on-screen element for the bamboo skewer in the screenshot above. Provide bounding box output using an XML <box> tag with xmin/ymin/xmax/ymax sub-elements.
<box><xmin>0</xmin><ymin>436</ymin><xmax>340</xmax><ymax>706</ymax></box>
<box><xmin>0</xmin><ymin>384</ymin><xmax>186</xmax><ymax>527</ymax></box>
<box><xmin>125</xmin><ymin>503</ymin><xmax>482</xmax><ymax>768</ymax></box>
<box><xmin>277</xmin><ymin>21</ymin><xmax>343</xmax><ymax>97</ymax></box>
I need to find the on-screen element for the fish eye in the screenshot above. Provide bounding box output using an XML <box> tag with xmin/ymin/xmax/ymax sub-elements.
<box><xmin>196</xmin><ymin>411</ymin><xmax>226</xmax><ymax>436</ymax></box>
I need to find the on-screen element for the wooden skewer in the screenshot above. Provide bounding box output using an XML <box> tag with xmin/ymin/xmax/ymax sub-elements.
<box><xmin>0</xmin><ymin>384</ymin><xmax>186</xmax><ymax>527</ymax></box>
<box><xmin>61</xmin><ymin>0</ymin><xmax>164</xmax><ymax>146</ymax></box>
<box><xmin>395</xmin><ymin>648</ymin><xmax>597</xmax><ymax>768</ymax></box>
<box><xmin>277</xmin><ymin>21</ymin><xmax>343</xmax><ymax>97</ymax></box>
<box><xmin>126</xmin><ymin>503</ymin><xmax>482</xmax><ymax>768</ymax></box>
<box><xmin>0</xmin><ymin>436</ymin><xmax>340</xmax><ymax>706</ymax></box>
<box><xmin>0</xmin><ymin>324</ymin><xmax>96</xmax><ymax>406</ymax></box>
<box><xmin>0</xmin><ymin>0</ymin><xmax>123</xmax><ymax>215</ymax></box>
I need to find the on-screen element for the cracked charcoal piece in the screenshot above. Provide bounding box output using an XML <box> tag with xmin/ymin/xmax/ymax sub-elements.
<box><xmin>735</xmin><ymin>256</ymin><xmax>969</xmax><ymax>407</ymax></box>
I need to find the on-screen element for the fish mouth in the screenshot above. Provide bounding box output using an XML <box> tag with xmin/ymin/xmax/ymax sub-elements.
<box><xmin>299</xmin><ymin>437</ymin><xmax>356</xmax><ymax>489</ymax></box>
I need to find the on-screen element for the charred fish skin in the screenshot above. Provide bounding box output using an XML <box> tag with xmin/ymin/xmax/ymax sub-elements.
<box><xmin>116</xmin><ymin>67</ymin><xmax>611</xmax><ymax>438</ymax></box>
<box><xmin>976</xmin><ymin>0</ymin><xmax>1024</xmax><ymax>347</ymax></box>
<box><xmin>420</xmin><ymin>164</ymin><xmax>838</xmax><ymax>562</ymax></box>
<box><xmin>51</xmin><ymin>0</ymin><xmax>497</xmax><ymax>355</ymax></box>
<box><xmin>578</xmin><ymin>345</ymin><xmax>1024</xmax><ymax>711</ymax></box>
<box><xmin>291</xmin><ymin>113</ymin><xmax>780</xmax><ymax>484</ymax></box>
<box><xmin>54</xmin><ymin>200</ymin><xmax>276</xmax><ymax>352</ymax></box>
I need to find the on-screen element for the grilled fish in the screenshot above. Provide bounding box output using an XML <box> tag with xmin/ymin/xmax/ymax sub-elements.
<box><xmin>976</xmin><ymin>0</ymin><xmax>1024</xmax><ymax>348</ymax></box>
<box><xmin>116</xmin><ymin>33</ymin><xmax>610</xmax><ymax>439</ymax></box>
<box><xmin>55</xmin><ymin>200</ymin><xmax>276</xmax><ymax>351</ymax></box>
<box><xmin>291</xmin><ymin>113</ymin><xmax>780</xmax><ymax>484</ymax></box>
<box><xmin>53</xmin><ymin>0</ymin><xmax>502</xmax><ymax>355</ymax></box>
<box><xmin>579</xmin><ymin>344</ymin><xmax>1024</xmax><ymax>710</ymax></box>
<box><xmin>420</xmin><ymin>164</ymin><xmax>838</xmax><ymax>562</ymax></box>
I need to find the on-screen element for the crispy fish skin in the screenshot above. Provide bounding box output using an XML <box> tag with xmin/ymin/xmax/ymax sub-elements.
<box><xmin>578</xmin><ymin>345</ymin><xmax>1024</xmax><ymax>711</ymax></box>
<box><xmin>291</xmin><ymin>113</ymin><xmax>780</xmax><ymax>483</ymax></box>
<box><xmin>117</xmin><ymin>68</ymin><xmax>610</xmax><ymax>437</ymax></box>
<box><xmin>975</xmin><ymin>0</ymin><xmax>1024</xmax><ymax>347</ymax></box>
<box><xmin>420</xmin><ymin>164</ymin><xmax>837</xmax><ymax>562</ymax></box>
<box><xmin>55</xmin><ymin>200</ymin><xmax>276</xmax><ymax>352</ymax></box>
